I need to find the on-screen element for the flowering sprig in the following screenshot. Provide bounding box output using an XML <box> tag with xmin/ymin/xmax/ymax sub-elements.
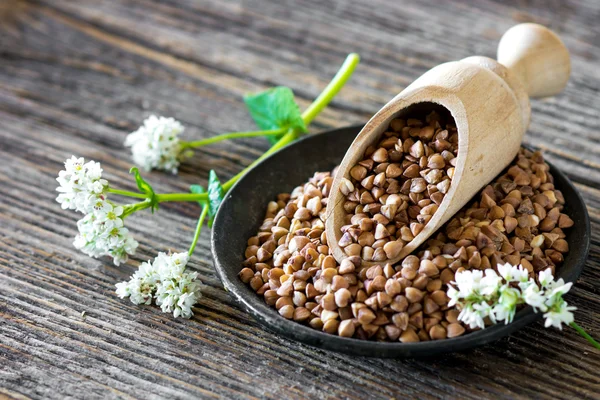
<box><xmin>116</xmin><ymin>252</ymin><xmax>202</xmax><ymax>318</ymax></box>
<box><xmin>56</xmin><ymin>156</ymin><xmax>139</xmax><ymax>265</ymax></box>
<box><xmin>448</xmin><ymin>263</ymin><xmax>599</xmax><ymax>349</ymax></box>
<box><xmin>56</xmin><ymin>54</ymin><xmax>360</xmax><ymax>318</ymax></box>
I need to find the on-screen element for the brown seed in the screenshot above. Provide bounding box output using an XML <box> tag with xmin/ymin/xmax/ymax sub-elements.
<box><xmin>309</xmin><ymin>317</ymin><xmax>324</xmax><ymax>330</ymax></box>
<box><xmin>323</xmin><ymin>319</ymin><xmax>340</xmax><ymax>334</ymax></box>
<box><xmin>431</xmin><ymin>290</ymin><xmax>448</xmax><ymax>306</ymax></box>
<box><xmin>424</xmin><ymin>297</ymin><xmax>440</xmax><ymax>315</ymax></box>
<box><xmin>372</xmin><ymin>147</ymin><xmax>389</xmax><ymax>163</ymax></box>
<box><xmin>428</xmin><ymin>154</ymin><xmax>445</xmax><ymax>169</ymax></box>
<box><xmin>293</xmin><ymin>291</ymin><xmax>307</xmax><ymax>307</ymax></box>
<box><xmin>429</xmin><ymin>324</ymin><xmax>447</xmax><ymax>340</ymax></box>
<box><xmin>553</xmin><ymin>239</ymin><xmax>569</xmax><ymax>252</ymax></box>
<box><xmin>357</xmin><ymin>307</ymin><xmax>376</xmax><ymax>325</ymax></box>
<box><xmin>405</xmin><ymin>287</ymin><xmax>424</xmax><ymax>303</ymax></box>
<box><xmin>350</xmin><ymin>165</ymin><xmax>368</xmax><ymax>181</ymax></box>
<box><xmin>279</xmin><ymin>305</ymin><xmax>294</xmax><ymax>319</ymax></box>
<box><xmin>344</xmin><ymin>243</ymin><xmax>362</xmax><ymax>256</ymax></box>
<box><xmin>446</xmin><ymin>323</ymin><xmax>466</xmax><ymax>338</ymax></box>
<box><xmin>340</xmin><ymin>178</ymin><xmax>355</xmax><ymax>196</ymax></box>
<box><xmin>338</xmin><ymin>319</ymin><xmax>355</xmax><ymax>337</ymax></box>
<box><xmin>383</xmin><ymin>240</ymin><xmax>404</xmax><ymax>259</ymax></box>
<box><xmin>558</xmin><ymin>214</ymin><xmax>574</xmax><ymax>228</ymax></box>
<box><xmin>358</xmin><ymin>231</ymin><xmax>375</xmax><ymax>247</ymax></box>
<box><xmin>276</xmin><ymin>281</ymin><xmax>294</xmax><ymax>297</ymax></box>
<box><xmin>399</xmin><ymin>327</ymin><xmax>420</xmax><ymax>343</ymax></box>
<box><xmin>410</xmin><ymin>178</ymin><xmax>427</xmax><ymax>193</ymax></box>
<box><xmin>289</xmin><ymin>236</ymin><xmax>310</xmax><ymax>253</ymax></box>
<box><xmin>374</xmin><ymin>224</ymin><xmax>390</xmax><ymax>240</ymax></box>
<box><xmin>331</xmin><ymin>275</ymin><xmax>349</xmax><ymax>291</ymax></box>
<box><xmin>293</xmin><ymin>307</ymin><xmax>311</xmax><ymax>322</ymax></box>
<box><xmin>334</xmin><ymin>288</ymin><xmax>352</xmax><ymax>308</ymax></box>
<box><xmin>390</xmin><ymin>295</ymin><xmax>409</xmax><ymax>312</ymax></box>
<box><xmin>370</xmin><ymin>275</ymin><xmax>387</xmax><ymax>293</ymax></box>
<box><xmin>419</xmin><ymin>260</ymin><xmax>439</xmax><ymax>277</ymax></box>
<box><xmin>238</xmin><ymin>268</ymin><xmax>254</xmax><ymax>283</ymax></box>
<box><xmin>409</xmin><ymin>141</ymin><xmax>425</xmax><ymax>158</ymax></box>
<box><xmin>392</xmin><ymin>312</ymin><xmax>409</xmax><ymax>330</ymax></box>
<box><xmin>249</xmin><ymin>276</ymin><xmax>263</xmax><ymax>291</ymax></box>
<box><xmin>384</xmin><ymin>324</ymin><xmax>401</xmax><ymax>341</ymax></box>
<box><xmin>321</xmin><ymin>309</ymin><xmax>339</xmax><ymax>322</ymax></box>
<box><xmin>385</xmin><ymin>279</ymin><xmax>402</xmax><ymax>297</ymax></box>
<box><xmin>320</xmin><ymin>293</ymin><xmax>337</xmax><ymax>311</ymax></box>
<box><xmin>338</xmin><ymin>259</ymin><xmax>356</xmax><ymax>274</ymax></box>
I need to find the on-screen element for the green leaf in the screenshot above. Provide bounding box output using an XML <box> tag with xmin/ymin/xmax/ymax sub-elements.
<box><xmin>207</xmin><ymin>170</ymin><xmax>224</xmax><ymax>227</ymax></box>
<box><xmin>244</xmin><ymin>86</ymin><xmax>307</xmax><ymax>145</ymax></box>
<box><xmin>130</xmin><ymin>167</ymin><xmax>158</xmax><ymax>212</ymax></box>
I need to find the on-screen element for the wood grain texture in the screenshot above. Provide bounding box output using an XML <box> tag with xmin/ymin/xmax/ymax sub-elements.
<box><xmin>1</xmin><ymin>0</ymin><xmax>599</xmax><ymax>398</ymax></box>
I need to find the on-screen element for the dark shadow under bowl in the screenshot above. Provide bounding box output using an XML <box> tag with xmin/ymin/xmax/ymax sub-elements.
<box><xmin>211</xmin><ymin>125</ymin><xmax>590</xmax><ymax>357</ymax></box>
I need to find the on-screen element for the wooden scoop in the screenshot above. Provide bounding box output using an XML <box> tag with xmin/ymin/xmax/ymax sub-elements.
<box><xmin>326</xmin><ymin>23</ymin><xmax>571</xmax><ymax>266</ymax></box>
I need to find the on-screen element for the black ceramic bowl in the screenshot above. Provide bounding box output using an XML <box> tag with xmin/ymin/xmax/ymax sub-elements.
<box><xmin>211</xmin><ymin>125</ymin><xmax>590</xmax><ymax>357</ymax></box>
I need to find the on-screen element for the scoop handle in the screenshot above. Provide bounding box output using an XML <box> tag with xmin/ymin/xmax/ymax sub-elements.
<box><xmin>497</xmin><ymin>23</ymin><xmax>570</xmax><ymax>98</ymax></box>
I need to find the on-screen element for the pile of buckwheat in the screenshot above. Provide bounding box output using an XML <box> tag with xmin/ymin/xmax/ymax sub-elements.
<box><xmin>240</xmin><ymin>144</ymin><xmax>573</xmax><ymax>342</ymax></box>
<box><xmin>338</xmin><ymin>111</ymin><xmax>458</xmax><ymax>262</ymax></box>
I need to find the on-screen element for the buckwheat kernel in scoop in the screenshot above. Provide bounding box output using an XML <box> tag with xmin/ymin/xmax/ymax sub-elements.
<box><xmin>338</xmin><ymin>110</ymin><xmax>459</xmax><ymax>263</ymax></box>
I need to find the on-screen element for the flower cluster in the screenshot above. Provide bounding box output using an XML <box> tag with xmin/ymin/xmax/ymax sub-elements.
<box><xmin>124</xmin><ymin>115</ymin><xmax>185</xmax><ymax>174</ymax></box>
<box><xmin>115</xmin><ymin>252</ymin><xmax>202</xmax><ymax>318</ymax></box>
<box><xmin>56</xmin><ymin>156</ymin><xmax>108</xmax><ymax>213</ymax></box>
<box><xmin>56</xmin><ymin>156</ymin><xmax>138</xmax><ymax>265</ymax></box>
<box><xmin>448</xmin><ymin>263</ymin><xmax>576</xmax><ymax>330</ymax></box>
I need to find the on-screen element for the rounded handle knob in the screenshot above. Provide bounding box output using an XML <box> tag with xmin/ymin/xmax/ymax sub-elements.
<box><xmin>497</xmin><ymin>23</ymin><xmax>570</xmax><ymax>98</ymax></box>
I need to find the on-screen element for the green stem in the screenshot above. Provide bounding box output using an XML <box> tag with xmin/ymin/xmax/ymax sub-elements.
<box><xmin>155</xmin><ymin>192</ymin><xmax>207</xmax><ymax>202</ymax></box>
<box><xmin>570</xmin><ymin>322</ymin><xmax>600</xmax><ymax>350</ymax></box>
<box><xmin>122</xmin><ymin>200</ymin><xmax>152</xmax><ymax>218</ymax></box>
<box><xmin>180</xmin><ymin>127</ymin><xmax>287</xmax><ymax>149</ymax></box>
<box><xmin>222</xmin><ymin>129</ymin><xmax>298</xmax><ymax>192</ymax></box>
<box><xmin>223</xmin><ymin>53</ymin><xmax>360</xmax><ymax>192</ymax></box>
<box><xmin>188</xmin><ymin>205</ymin><xmax>209</xmax><ymax>256</ymax></box>
<box><xmin>108</xmin><ymin>188</ymin><xmax>148</xmax><ymax>199</ymax></box>
<box><xmin>138</xmin><ymin>53</ymin><xmax>360</xmax><ymax>205</ymax></box>
<box><xmin>301</xmin><ymin>53</ymin><xmax>360</xmax><ymax>125</ymax></box>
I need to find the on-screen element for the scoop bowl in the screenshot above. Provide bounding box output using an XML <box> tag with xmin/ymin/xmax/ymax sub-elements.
<box><xmin>210</xmin><ymin>125</ymin><xmax>590</xmax><ymax>357</ymax></box>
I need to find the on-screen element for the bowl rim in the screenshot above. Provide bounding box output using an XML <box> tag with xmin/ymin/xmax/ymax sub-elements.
<box><xmin>210</xmin><ymin>124</ymin><xmax>591</xmax><ymax>357</ymax></box>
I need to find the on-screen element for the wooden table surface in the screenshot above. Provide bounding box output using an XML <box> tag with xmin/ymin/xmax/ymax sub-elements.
<box><xmin>1</xmin><ymin>1</ymin><xmax>599</xmax><ymax>399</ymax></box>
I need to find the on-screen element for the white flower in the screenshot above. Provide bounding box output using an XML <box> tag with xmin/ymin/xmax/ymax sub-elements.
<box><xmin>125</xmin><ymin>115</ymin><xmax>185</xmax><ymax>174</ymax></box>
<box><xmin>522</xmin><ymin>284</ymin><xmax>548</xmax><ymax>312</ymax></box>
<box><xmin>447</xmin><ymin>285</ymin><xmax>460</xmax><ymax>307</ymax></box>
<box><xmin>115</xmin><ymin>252</ymin><xmax>202</xmax><ymax>319</ymax></box>
<box><xmin>95</xmin><ymin>204</ymin><xmax>124</xmax><ymax>229</ymax></box>
<box><xmin>492</xmin><ymin>284</ymin><xmax>520</xmax><ymax>323</ymax></box>
<box><xmin>154</xmin><ymin>252</ymin><xmax>202</xmax><ymax>319</ymax></box>
<box><xmin>452</xmin><ymin>269</ymin><xmax>484</xmax><ymax>298</ymax></box>
<box><xmin>544</xmin><ymin>301</ymin><xmax>576</xmax><ymax>330</ymax></box>
<box><xmin>56</xmin><ymin>156</ymin><xmax>109</xmax><ymax>213</ymax></box>
<box><xmin>458</xmin><ymin>303</ymin><xmax>488</xmax><ymax>329</ymax></box>
<box><xmin>538</xmin><ymin>268</ymin><xmax>554</xmax><ymax>289</ymax></box>
<box><xmin>479</xmin><ymin>269</ymin><xmax>502</xmax><ymax>296</ymax></box>
<box><xmin>116</xmin><ymin>260</ymin><xmax>161</xmax><ymax>305</ymax></box>
<box><xmin>546</xmin><ymin>279</ymin><xmax>572</xmax><ymax>299</ymax></box>
<box><xmin>73</xmin><ymin>210</ymin><xmax>138</xmax><ymax>265</ymax></box>
<box><xmin>497</xmin><ymin>263</ymin><xmax>529</xmax><ymax>283</ymax></box>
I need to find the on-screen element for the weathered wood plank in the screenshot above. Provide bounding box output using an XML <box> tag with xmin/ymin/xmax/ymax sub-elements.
<box><xmin>1</xmin><ymin>0</ymin><xmax>599</xmax><ymax>398</ymax></box>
